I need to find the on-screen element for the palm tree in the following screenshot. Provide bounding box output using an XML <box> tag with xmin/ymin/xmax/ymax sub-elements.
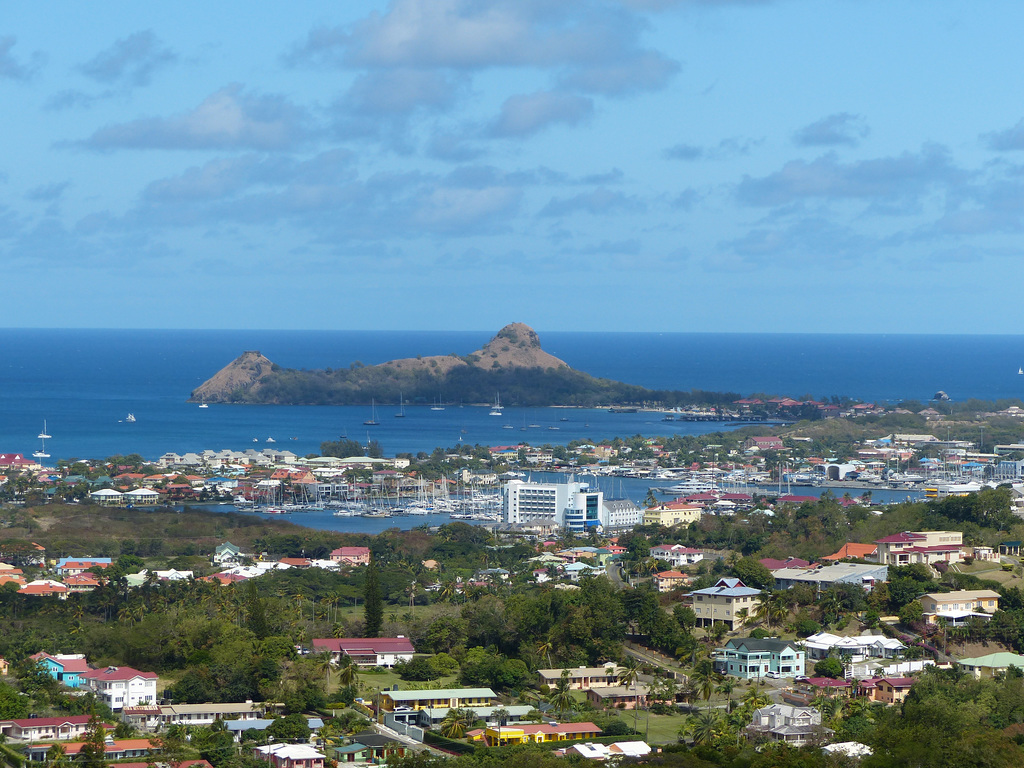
<box><xmin>742</xmin><ymin>682</ymin><xmax>770</xmax><ymax>710</ymax></box>
<box><xmin>617</xmin><ymin>657</ymin><xmax>644</xmax><ymax>731</ymax></box>
<box><xmin>439</xmin><ymin>580</ymin><xmax>457</xmax><ymax>603</ymax></box>
<box><xmin>716</xmin><ymin>678</ymin><xmax>738</xmax><ymax>710</ymax></box>
<box><xmin>439</xmin><ymin>707</ymin><xmax>472</xmax><ymax>739</ymax></box>
<box><xmin>549</xmin><ymin>669</ymin><xmax>576</xmax><ymax>718</ymax></box>
<box><xmin>312</xmin><ymin>650</ymin><xmax>334</xmax><ymax>692</ymax></box>
<box><xmin>537</xmin><ymin>636</ymin><xmax>555</xmax><ymax>668</ymax></box>
<box><xmin>337</xmin><ymin>655</ymin><xmax>359</xmax><ymax>689</ymax></box>
<box><xmin>43</xmin><ymin>742</ymin><xmax>66</xmax><ymax>768</ymax></box>
<box><xmin>681</xmin><ymin>710</ymin><xmax>723</xmax><ymax>746</ymax></box>
<box><xmin>735</xmin><ymin>607</ymin><xmax>750</xmax><ymax>629</ymax></box>
<box><xmin>691</xmin><ymin>658</ymin><xmax>719</xmax><ymax>712</ymax></box>
<box><xmin>755</xmin><ymin>590</ymin><xmax>788</xmax><ymax>630</ymax></box>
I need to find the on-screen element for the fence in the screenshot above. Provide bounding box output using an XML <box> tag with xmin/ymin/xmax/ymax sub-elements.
<box><xmin>384</xmin><ymin>717</ymin><xmax>425</xmax><ymax>743</ymax></box>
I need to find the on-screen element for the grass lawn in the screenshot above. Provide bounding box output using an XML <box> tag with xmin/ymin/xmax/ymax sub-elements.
<box><xmin>634</xmin><ymin>710</ymin><xmax>685</xmax><ymax>745</ymax></box>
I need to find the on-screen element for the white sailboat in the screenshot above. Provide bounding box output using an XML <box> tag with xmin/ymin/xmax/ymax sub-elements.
<box><xmin>125</xmin><ymin>413</ymin><xmax>136</xmax><ymax>423</ymax></box>
<box><xmin>489</xmin><ymin>393</ymin><xmax>503</xmax><ymax>416</ymax></box>
<box><xmin>199</xmin><ymin>402</ymin><xmax>209</xmax><ymax>408</ymax></box>
<box><xmin>364</xmin><ymin>399</ymin><xmax>380</xmax><ymax>426</ymax></box>
<box><xmin>34</xmin><ymin>421</ymin><xmax>51</xmax><ymax>459</ymax></box>
<box><xmin>431</xmin><ymin>397</ymin><xmax>445</xmax><ymax>411</ymax></box>
<box><xmin>395</xmin><ymin>393</ymin><xmax>406</xmax><ymax>418</ymax></box>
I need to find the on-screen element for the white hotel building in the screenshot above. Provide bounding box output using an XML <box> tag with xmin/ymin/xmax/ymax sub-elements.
<box><xmin>502</xmin><ymin>479</ymin><xmax>604</xmax><ymax>532</ymax></box>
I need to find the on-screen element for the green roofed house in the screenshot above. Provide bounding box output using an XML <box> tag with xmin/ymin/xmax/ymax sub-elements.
<box><xmin>379</xmin><ymin>688</ymin><xmax>497</xmax><ymax>713</ymax></box>
<box><xmin>958</xmin><ymin>652</ymin><xmax>1024</xmax><ymax>679</ymax></box>
<box><xmin>333</xmin><ymin>732</ymin><xmax>408</xmax><ymax>763</ymax></box>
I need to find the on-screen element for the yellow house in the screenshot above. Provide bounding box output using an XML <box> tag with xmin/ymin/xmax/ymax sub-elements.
<box><xmin>919</xmin><ymin>590</ymin><xmax>999</xmax><ymax>622</ymax></box>
<box><xmin>467</xmin><ymin>722</ymin><xmax>601</xmax><ymax>745</ymax></box>
<box><xmin>378</xmin><ymin>688</ymin><xmax>496</xmax><ymax>712</ymax></box>
<box><xmin>643</xmin><ymin>503</ymin><xmax>702</xmax><ymax>527</ymax></box>
<box><xmin>685</xmin><ymin>578</ymin><xmax>762</xmax><ymax>630</ymax></box>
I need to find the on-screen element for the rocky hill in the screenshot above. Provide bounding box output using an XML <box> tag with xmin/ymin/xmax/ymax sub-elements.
<box><xmin>188</xmin><ymin>323</ymin><xmax>737</xmax><ymax>408</ymax></box>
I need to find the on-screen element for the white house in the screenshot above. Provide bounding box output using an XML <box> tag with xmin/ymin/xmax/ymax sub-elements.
<box><xmin>80</xmin><ymin>666</ymin><xmax>158</xmax><ymax>710</ymax></box>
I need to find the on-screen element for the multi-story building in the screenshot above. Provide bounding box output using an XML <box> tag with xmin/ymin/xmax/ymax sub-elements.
<box><xmin>329</xmin><ymin>547</ymin><xmax>371</xmax><ymax>566</ymax></box>
<box><xmin>502</xmin><ymin>480</ymin><xmax>603</xmax><ymax>532</ymax></box>
<box><xmin>600</xmin><ymin>498</ymin><xmax>643</xmax><ymax>529</ymax></box>
<box><xmin>642</xmin><ymin>502</ymin><xmax>702</xmax><ymax>528</ymax></box>
<box><xmin>537</xmin><ymin>666</ymin><xmax>623</xmax><ymax>690</ymax></box>
<box><xmin>684</xmin><ymin>577</ymin><xmax>761</xmax><ymax>630</ymax></box>
<box><xmin>311</xmin><ymin>637</ymin><xmax>414</xmax><ymax>668</ymax></box>
<box><xmin>0</xmin><ymin>715</ymin><xmax>93</xmax><ymax>742</ymax></box>
<box><xmin>716</xmin><ymin>638</ymin><xmax>806</xmax><ymax>679</ymax></box>
<box><xmin>655</xmin><ymin>570</ymin><xmax>689</xmax><ymax>592</ymax></box>
<box><xmin>857</xmin><ymin>677</ymin><xmax>915</xmax><ymax>704</ymax></box>
<box><xmin>80</xmin><ymin>666</ymin><xmax>158</xmax><ymax>710</ymax></box>
<box><xmin>872</xmin><ymin>530</ymin><xmax>963</xmax><ymax>566</ymax></box>
<box><xmin>650</xmin><ymin>544</ymin><xmax>704</xmax><ymax>567</ymax></box>
<box><xmin>919</xmin><ymin>590</ymin><xmax>1000</xmax><ymax>624</ymax></box>
<box><xmin>123</xmin><ymin>702</ymin><xmax>263</xmax><ymax>730</ymax></box>
<box><xmin>379</xmin><ymin>688</ymin><xmax>497</xmax><ymax>714</ymax></box>
<box><xmin>30</xmin><ymin>652</ymin><xmax>90</xmax><ymax>688</ymax></box>
<box><xmin>745</xmin><ymin>704</ymin><xmax>828</xmax><ymax>746</ymax></box>
<box><xmin>800</xmin><ymin>632</ymin><xmax>905</xmax><ymax>662</ymax></box>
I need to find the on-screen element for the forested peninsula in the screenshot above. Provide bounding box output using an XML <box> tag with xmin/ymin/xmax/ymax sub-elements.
<box><xmin>188</xmin><ymin>323</ymin><xmax>740</xmax><ymax>408</ymax></box>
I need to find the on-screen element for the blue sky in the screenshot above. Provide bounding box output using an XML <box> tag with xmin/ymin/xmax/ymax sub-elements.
<box><xmin>2</xmin><ymin>1</ymin><xmax>1022</xmax><ymax>332</ymax></box>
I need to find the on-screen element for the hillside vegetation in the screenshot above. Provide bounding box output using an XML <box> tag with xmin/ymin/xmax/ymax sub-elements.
<box><xmin>188</xmin><ymin>323</ymin><xmax>741</xmax><ymax>407</ymax></box>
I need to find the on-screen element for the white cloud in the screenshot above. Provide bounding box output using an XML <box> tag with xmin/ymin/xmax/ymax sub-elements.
<box><xmin>79</xmin><ymin>30</ymin><xmax>176</xmax><ymax>87</ymax></box>
<box><xmin>539</xmin><ymin>188</ymin><xmax>644</xmax><ymax>216</ymax></box>
<box><xmin>0</xmin><ymin>36</ymin><xmax>42</xmax><ymax>80</ymax></box>
<box><xmin>79</xmin><ymin>85</ymin><xmax>312</xmax><ymax>151</ymax></box>
<box><xmin>982</xmin><ymin>119</ymin><xmax>1024</xmax><ymax>152</ymax></box>
<box><xmin>737</xmin><ymin>145</ymin><xmax>964</xmax><ymax>207</ymax></box>
<box><xmin>489</xmin><ymin>91</ymin><xmax>593</xmax><ymax>137</ymax></box>
<box><xmin>793</xmin><ymin>113</ymin><xmax>869</xmax><ymax>147</ymax></box>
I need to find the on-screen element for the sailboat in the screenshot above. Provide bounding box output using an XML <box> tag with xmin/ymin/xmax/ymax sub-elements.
<box><xmin>489</xmin><ymin>393</ymin><xmax>503</xmax><ymax>416</ymax></box>
<box><xmin>125</xmin><ymin>413</ymin><xmax>136</xmax><ymax>423</ymax></box>
<box><xmin>364</xmin><ymin>399</ymin><xmax>380</xmax><ymax>426</ymax></box>
<box><xmin>431</xmin><ymin>397</ymin><xmax>445</xmax><ymax>411</ymax></box>
<box><xmin>34</xmin><ymin>421</ymin><xmax>51</xmax><ymax>459</ymax></box>
<box><xmin>198</xmin><ymin>402</ymin><xmax>209</xmax><ymax>408</ymax></box>
<box><xmin>395</xmin><ymin>393</ymin><xmax>406</xmax><ymax>418</ymax></box>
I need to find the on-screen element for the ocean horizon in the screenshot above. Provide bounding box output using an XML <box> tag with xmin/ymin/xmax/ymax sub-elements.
<box><xmin>1</xmin><ymin>329</ymin><xmax>1022</xmax><ymax>462</ymax></box>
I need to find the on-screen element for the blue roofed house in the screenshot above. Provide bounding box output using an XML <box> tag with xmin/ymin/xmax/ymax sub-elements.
<box><xmin>716</xmin><ymin>638</ymin><xmax>806</xmax><ymax>680</ymax></box>
<box><xmin>684</xmin><ymin>578</ymin><xmax>762</xmax><ymax>630</ymax></box>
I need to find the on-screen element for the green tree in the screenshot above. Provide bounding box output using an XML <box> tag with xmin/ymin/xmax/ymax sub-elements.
<box><xmin>732</xmin><ymin>558</ymin><xmax>775</xmax><ymax>590</ymax></box>
<box><xmin>75</xmin><ymin>716</ymin><xmax>109</xmax><ymax>768</ymax></box>
<box><xmin>814</xmin><ymin>657</ymin><xmax>844</xmax><ymax>679</ymax></box>
<box><xmin>439</xmin><ymin>708</ymin><xmax>472</xmax><ymax>739</ymax></box>
<box><xmin>245</xmin><ymin>579</ymin><xmax>271</xmax><ymax>640</ymax></box>
<box><xmin>363</xmin><ymin>560</ymin><xmax>383</xmax><ymax>638</ymax></box>
<box><xmin>681</xmin><ymin>710</ymin><xmax>723</xmax><ymax>746</ymax></box>
<box><xmin>266</xmin><ymin>714</ymin><xmax>311</xmax><ymax>743</ymax></box>
<box><xmin>548</xmin><ymin>670</ymin><xmax>575</xmax><ymax>718</ymax></box>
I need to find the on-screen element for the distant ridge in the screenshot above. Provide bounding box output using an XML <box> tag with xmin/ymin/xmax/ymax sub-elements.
<box><xmin>188</xmin><ymin>323</ymin><xmax>734</xmax><ymax>408</ymax></box>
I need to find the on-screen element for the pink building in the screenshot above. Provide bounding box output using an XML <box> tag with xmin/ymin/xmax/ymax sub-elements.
<box><xmin>329</xmin><ymin>547</ymin><xmax>371</xmax><ymax>566</ymax></box>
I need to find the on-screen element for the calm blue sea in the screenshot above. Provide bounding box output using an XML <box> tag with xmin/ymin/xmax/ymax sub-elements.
<box><xmin>1</xmin><ymin>329</ymin><xmax>1023</xmax><ymax>464</ymax></box>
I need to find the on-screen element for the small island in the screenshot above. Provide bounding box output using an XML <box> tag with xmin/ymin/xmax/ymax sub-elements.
<box><xmin>189</xmin><ymin>322</ymin><xmax>740</xmax><ymax>408</ymax></box>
